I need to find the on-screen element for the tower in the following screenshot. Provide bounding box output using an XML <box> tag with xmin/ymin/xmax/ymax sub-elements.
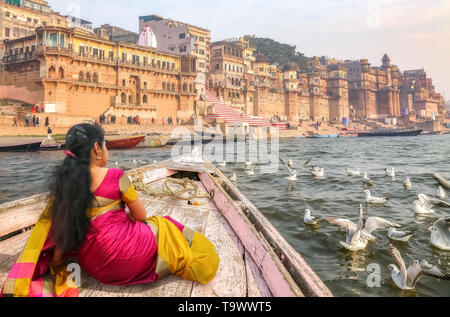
<box><xmin>138</xmin><ymin>24</ymin><xmax>157</xmax><ymax>48</ymax></box>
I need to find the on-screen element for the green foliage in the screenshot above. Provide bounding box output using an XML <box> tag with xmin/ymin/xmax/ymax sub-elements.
<box><xmin>245</xmin><ymin>35</ymin><xmax>308</xmax><ymax>72</ymax></box>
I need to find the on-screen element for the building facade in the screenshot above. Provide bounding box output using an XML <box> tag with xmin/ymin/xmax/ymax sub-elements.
<box><xmin>139</xmin><ymin>14</ymin><xmax>210</xmax><ymax>104</ymax></box>
<box><xmin>0</xmin><ymin>26</ymin><xmax>197</xmax><ymax>121</ymax></box>
<box><xmin>0</xmin><ymin>0</ymin><xmax>69</xmax><ymax>56</ymax></box>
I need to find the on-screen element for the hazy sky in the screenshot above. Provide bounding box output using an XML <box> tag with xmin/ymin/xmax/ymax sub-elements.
<box><xmin>49</xmin><ymin>0</ymin><xmax>450</xmax><ymax>98</ymax></box>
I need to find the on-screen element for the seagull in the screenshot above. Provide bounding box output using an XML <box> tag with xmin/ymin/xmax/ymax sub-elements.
<box><xmin>385</xmin><ymin>167</ymin><xmax>396</xmax><ymax>178</ymax></box>
<box><xmin>218</xmin><ymin>162</ymin><xmax>227</xmax><ymax>167</ymax></box>
<box><xmin>363</xmin><ymin>190</ymin><xmax>389</xmax><ymax>204</ymax></box>
<box><xmin>346</xmin><ymin>168</ymin><xmax>360</xmax><ymax>176</ymax></box>
<box><xmin>230</xmin><ymin>173</ymin><xmax>237</xmax><ymax>182</ymax></box>
<box><xmin>388</xmin><ymin>244</ymin><xmax>450</xmax><ymax>290</ymax></box>
<box><xmin>388</xmin><ymin>228</ymin><xmax>414</xmax><ymax>242</ymax></box>
<box><xmin>244</xmin><ymin>161</ymin><xmax>253</xmax><ymax>168</ymax></box>
<box><xmin>437</xmin><ymin>185</ymin><xmax>447</xmax><ymax>200</ymax></box>
<box><xmin>362</xmin><ymin>172</ymin><xmax>374</xmax><ymax>187</ymax></box>
<box><xmin>288</xmin><ymin>160</ymin><xmax>294</xmax><ymax>168</ymax></box>
<box><xmin>403</xmin><ymin>177</ymin><xmax>412</xmax><ymax>190</ymax></box>
<box><xmin>432</xmin><ymin>173</ymin><xmax>450</xmax><ymax>190</ymax></box>
<box><xmin>311</xmin><ymin>168</ymin><xmax>325</xmax><ymax>178</ymax></box>
<box><xmin>417</xmin><ymin>193</ymin><xmax>450</xmax><ymax>212</ymax></box>
<box><xmin>413</xmin><ymin>200</ymin><xmax>435</xmax><ymax>215</ymax></box>
<box><xmin>286</xmin><ymin>170</ymin><xmax>298</xmax><ymax>184</ymax></box>
<box><xmin>303</xmin><ymin>209</ymin><xmax>318</xmax><ymax>225</ymax></box>
<box><xmin>427</xmin><ymin>218</ymin><xmax>450</xmax><ymax>251</ymax></box>
<box><xmin>280</xmin><ymin>158</ymin><xmax>298</xmax><ymax>183</ymax></box>
<box><xmin>326</xmin><ymin>205</ymin><xmax>401</xmax><ymax>251</ymax></box>
<box><xmin>245</xmin><ymin>169</ymin><xmax>255</xmax><ymax>176</ymax></box>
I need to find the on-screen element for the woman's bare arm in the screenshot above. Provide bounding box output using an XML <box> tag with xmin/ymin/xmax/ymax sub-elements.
<box><xmin>126</xmin><ymin>196</ymin><xmax>147</xmax><ymax>222</ymax></box>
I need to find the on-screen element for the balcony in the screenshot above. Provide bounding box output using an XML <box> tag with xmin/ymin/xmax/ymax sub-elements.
<box><xmin>2</xmin><ymin>51</ymin><xmax>36</xmax><ymax>64</ymax></box>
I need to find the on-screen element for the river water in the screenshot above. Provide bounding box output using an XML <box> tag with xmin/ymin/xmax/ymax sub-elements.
<box><xmin>0</xmin><ymin>134</ymin><xmax>449</xmax><ymax>297</ymax></box>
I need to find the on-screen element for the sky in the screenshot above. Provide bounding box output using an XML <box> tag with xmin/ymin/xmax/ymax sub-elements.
<box><xmin>48</xmin><ymin>0</ymin><xmax>450</xmax><ymax>98</ymax></box>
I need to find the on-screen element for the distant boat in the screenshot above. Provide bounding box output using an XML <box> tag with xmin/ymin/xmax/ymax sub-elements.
<box><xmin>0</xmin><ymin>141</ymin><xmax>42</xmax><ymax>152</ymax></box>
<box><xmin>106</xmin><ymin>135</ymin><xmax>145</xmax><ymax>149</ymax></box>
<box><xmin>136</xmin><ymin>135</ymin><xmax>171</xmax><ymax>148</ymax></box>
<box><xmin>308</xmin><ymin>134</ymin><xmax>340</xmax><ymax>138</ymax></box>
<box><xmin>40</xmin><ymin>143</ymin><xmax>66</xmax><ymax>151</ymax></box>
<box><xmin>358</xmin><ymin>129</ymin><xmax>423</xmax><ymax>137</ymax></box>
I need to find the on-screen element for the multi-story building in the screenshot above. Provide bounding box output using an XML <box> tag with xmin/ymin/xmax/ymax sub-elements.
<box><xmin>344</xmin><ymin>54</ymin><xmax>401</xmax><ymax>119</ymax></box>
<box><xmin>0</xmin><ymin>26</ymin><xmax>197</xmax><ymax>121</ymax></box>
<box><xmin>94</xmin><ymin>24</ymin><xmax>138</xmax><ymax>44</ymax></box>
<box><xmin>400</xmin><ymin>69</ymin><xmax>446</xmax><ymax>118</ymax></box>
<box><xmin>138</xmin><ymin>14</ymin><xmax>210</xmax><ymax>104</ymax></box>
<box><xmin>0</xmin><ymin>0</ymin><xmax>69</xmax><ymax>56</ymax></box>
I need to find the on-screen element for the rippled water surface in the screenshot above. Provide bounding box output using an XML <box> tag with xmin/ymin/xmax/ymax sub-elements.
<box><xmin>1</xmin><ymin>135</ymin><xmax>449</xmax><ymax>297</ymax></box>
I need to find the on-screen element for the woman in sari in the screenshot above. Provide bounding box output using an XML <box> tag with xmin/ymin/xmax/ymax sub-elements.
<box><xmin>1</xmin><ymin>123</ymin><xmax>219</xmax><ymax>297</ymax></box>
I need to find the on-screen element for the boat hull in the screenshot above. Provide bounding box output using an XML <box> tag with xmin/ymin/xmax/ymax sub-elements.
<box><xmin>106</xmin><ymin>135</ymin><xmax>145</xmax><ymax>149</ymax></box>
<box><xmin>136</xmin><ymin>135</ymin><xmax>171</xmax><ymax>148</ymax></box>
<box><xmin>358</xmin><ymin>129</ymin><xmax>423</xmax><ymax>137</ymax></box>
<box><xmin>0</xmin><ymin>141</ymin><xmax>42</xmax><ymax>152</ymax></box>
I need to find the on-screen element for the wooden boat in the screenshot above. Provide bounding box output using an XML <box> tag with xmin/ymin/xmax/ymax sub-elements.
<box><xmin>39</xmin><ymin>139</ymin><xmax>66</xmax><ymax>151</ymax></box>
<box><xmin>136</xmin><ymin>135</ymin><xmax>171</xmax><ymax>148</ymax></box>
<box><xmin>105</xmin><ymin>135</ymin><xmax>145</xmax><ymax>149</ymax></box>
<box><xmin>0</xmin><ymin>156</ymin><xmax>332</xmax><ymax>297</ymax></box>
<box><xmin>0</xmin><ymin>141</ymin><xmax>42</xmax><ymax>152</ymax></box>
<box><xmin>358</xmin><ymin>129</ymin><xmax>423</xmax><ymax>137</ymax></box>
<box><xmin>308</xmin><ymin>134</ymin><xmax>340</xmax><ymax>138</ymax></box>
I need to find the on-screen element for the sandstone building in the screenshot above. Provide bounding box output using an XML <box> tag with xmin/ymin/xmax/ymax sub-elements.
<box><xmin>0</xmin><ymin>26</ymin><xmax>197</xmax><ymax>121</ymax></box>
<box><xmin>139</xmin><ymin>14</ymin><xmax>210</xmax><ymax>104</ymax></box>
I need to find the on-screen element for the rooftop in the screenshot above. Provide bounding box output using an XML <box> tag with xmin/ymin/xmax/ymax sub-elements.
<box><xmin>139</xmin><ymin>14</ymin><xmax>210</xmax><ymax>33</ymax></box>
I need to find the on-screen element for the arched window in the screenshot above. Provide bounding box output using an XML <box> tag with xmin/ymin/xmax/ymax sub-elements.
<box><xmin>128</xmin><ymin>95</ymin><xmax>133</xmax><ymax>104</ymax></box>
<box><xmin>58</xmin><ymin>67</ymin><xmax>64</xmax><ymax>79</ymax></box>
<box><xmin>162</xmin><ymin>82</ymin><xmax>166</xmax><ymax>90</ymax></box>
<box><xmin>122</xmin><ymin>79</ymin><xmax>126</xmax><ymax>86</ymax></box>
<box><xmin>79</xmin><ymin>71</ymin><xmax>84</xmax><ymax>81</ymax></box>
<box><xmin>48</xmin><ymin>66</ymin><xmax>56</xmax><ymax>79</ymax></box>
<box><xmin>183</xmin><ymin>83</ymin><xmax>187</xmax><ymax>93</ymax></box>
<box><xmin>121</xmin><ymin>93</ymin><xmax>126</xmax><ymax>104</ymax></box>
<box><xmin>189</xmin><ymin>83</ymin><xmax>193</xmax><ymax>93</ymax></box>
<box><xmin>231</xmin><ymin>78</ymin><xmax>235</xmax><ymax>85</ymax></box>
<box><xmin>86</xmin><ymin>72</ymin><xmax>91</xmax><ymax>82</ymax></box>
<box><xmin>171</xmin><ymin>83</ymin><xmax>176</xmax><ymax>91</ymax></box>
<box><xmin>143</xmin><ymin>95</ymin><xmax>148</xmax><ymax>104</ymax></box>
<box><xmin>93</xmin><ymin>73</ymin><xmax>99</xmax><ymax>83</ymax></box>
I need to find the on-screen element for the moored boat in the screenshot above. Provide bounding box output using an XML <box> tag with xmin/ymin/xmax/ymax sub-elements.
<box><xmin>106</xmin><ymin>135</ymin><xmax>145</xmax><ymax>149</ymax></box>
<box><xmin>0</xmin><ymin>156</ymin><xmax>332</xmax><ymax>297</ymax></box>
<box><xmin>358</xmin><ymin>129</ymin><xmax>423</xmax><ymax>137</ymax></box>
<box><xmin>136</xmin><ymin>134</ymin><xmax>171</xmax><ymax>148</ymax></box>
<box><xmin>0</xmin><ymin>141</ymin><xmax>42</xmax><ymax>152</ymax></box>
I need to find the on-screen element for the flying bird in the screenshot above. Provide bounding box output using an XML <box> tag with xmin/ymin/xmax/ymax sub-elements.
<box><xmin>388</xmin><ymin>244</ymin><xmax>450</xmax><ymax>290</ymax></box>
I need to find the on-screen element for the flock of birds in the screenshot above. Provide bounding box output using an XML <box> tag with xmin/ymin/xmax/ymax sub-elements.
<box><xmin>217</xmin><ymin>159</ymin><xmax>450</xmax><ymax>292</ymax></box>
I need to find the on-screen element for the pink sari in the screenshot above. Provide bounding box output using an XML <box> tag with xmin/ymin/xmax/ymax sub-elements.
<box><xmin>77</xmin><ymin>168</ymin><xmax>185</xmax><ymax>285</ymax></box>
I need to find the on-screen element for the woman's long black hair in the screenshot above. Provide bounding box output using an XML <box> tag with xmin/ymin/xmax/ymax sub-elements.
<box><xmin>48</xmin><ymin>123</ymin><xmax>105</xmax><ymax>253</ymax></box>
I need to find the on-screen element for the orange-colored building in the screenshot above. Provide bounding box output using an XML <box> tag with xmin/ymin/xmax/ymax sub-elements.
<box><xmin>0</xmin><ymin>26</ymin><xmax>198</xmax><ymax>121</ymax></box>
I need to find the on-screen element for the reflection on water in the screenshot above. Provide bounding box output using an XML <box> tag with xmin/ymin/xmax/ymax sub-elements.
<box><xmin>0</xmin><ymin>134</ymin><xmax>449</xmax><ymax>297</ymax></box>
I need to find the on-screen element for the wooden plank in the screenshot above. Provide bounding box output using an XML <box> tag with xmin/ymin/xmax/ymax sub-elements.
<box><xmin>0</xmin><ymin>231</ymin><xmax>31</xmax><ymax>287</ymax></box>
<box><xmin>244</xmin><ymin>251</ymin><xmax>272</xmax><ymax>298</ymax></box>
<box><xmin>199</xmin><ymin>172</ymin><xmax>300</xmax><ymax>297</ymax></box>
<box><xmin>190</xmin><ymin>199</ymin><xmax>247</xmax><ymax>297</ymax></box>
<box><xmin>0</xmin><ymin>200</ymin><xmax>46</xmax><ymax>239</ymax></box>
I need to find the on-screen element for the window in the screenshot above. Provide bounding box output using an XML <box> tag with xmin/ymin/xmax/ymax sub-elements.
<box><xmin>93</xmin><ymin>73</ymin><xmax>99</xmax><ymax>83</ymax></box>
<box><xmin>162</xmin><ymin>82</ymin><xmax>166</xmax><ymax>90</ymax></box>
<box><xmin>27</xmin><ymin>17</ymin><xmax>32</xmax><ymax>22</ymax></box>
<box><xmin>171</xmin><ymin>83</ymin><xmax>175</xmax><ymax>91</ymax></box>
<box><xmin>121</xmin><ymin>93</ymin><xmax>126</xmax><ymax>104</ymax></box>
<box><xmin>6</xmin><ymin>12</ymin><xmax>10</xmax><ymax>18</ymax></box>
<box><xmin>199</xmin><ymin>62</ymin><xmax>205</xmax><ymax>68</ymax></box>
<box><xmin>109</xmin><ymin>51</ymin><xmax>114</xmax><ymax>61</ymax></box>
<box><xmin>199</xmin><ymin>49</ymin><xmax>205</xmax><ymax>55</ymax></box>
<box><xmin>13</xmin><ymin>27</ymin><xmax>19</xmax><ymax>37</ymax></box>
<box><xmin>93</xmin><ymin>48</ymin><xmax>99</xmax><ymax>58</ymax></box>
<box><xmin>215</xmin><ymin>64</ymin><xmax>219</xmax><ymax>70</ymax></box>
<box><xmin>179</xmin><ymin>46</ymin><xmax>186</xmax><ymax>53</ymax></box>
<box><xmin>34</xmin><ymin>19</ymin><xmax>38</xmax><ymax>24</ymax></box>
<box><xmin>5</xmin><ymin>28</ymin><xmax>10</xmax><ymax>38</ymax></box>
<box><xmin>143</xmin><ymin>95</ymin><xmax>148</xmax><ymax>104</ymax></box>
<box><xmin>179</xmin><ymin>33</ymin><xmax>185</xmax><ymax>39</ymax></box>
<box><xmin>122</xmin><ymin>79</ymin><xmax>126</xmax><ymax>86</ymax></box>
<box><xmin>199</xmin><ymin>36</ymin><xmax>205</xmax><ymax>42</ymax></box>
<box><xmin>79</xmin><ymin>71</ymin><xmax>84</xmax><ymax>81</ymax></box>
<box><xmin>144</xmin><ymin>82</ymin><xmax>147</xmax><ymax>89</ymax></box>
